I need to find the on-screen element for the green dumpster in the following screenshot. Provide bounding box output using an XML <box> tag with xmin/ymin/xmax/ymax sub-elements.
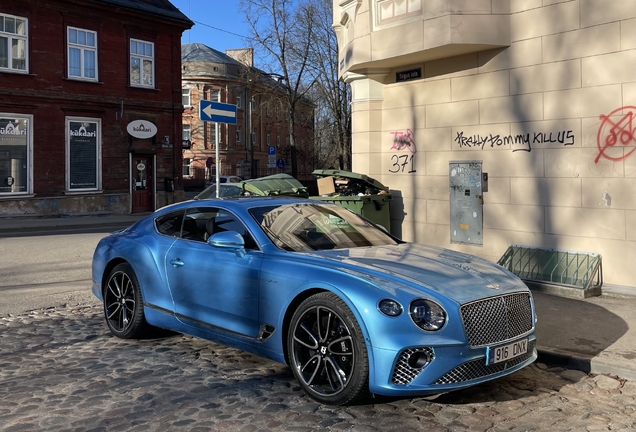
<box><xmin>239</xmin><ymin>173</ymin><xmax>309</xmax><ymax>198</ymax></box>
<box><xmin>311</xmin><ymin>169</ymin><xmax>392</xmax><ymax>233</ymax></box>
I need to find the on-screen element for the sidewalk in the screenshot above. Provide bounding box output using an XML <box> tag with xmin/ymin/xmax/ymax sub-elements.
<box><xmin>0</xmin><ymin>212</ymin><xmax>148</xmax><ymax>236</ymax></box>
<box><xmin>1</xmin><ymin>212</ymin><xmax>635</xmax><ymax>381</ymax></box>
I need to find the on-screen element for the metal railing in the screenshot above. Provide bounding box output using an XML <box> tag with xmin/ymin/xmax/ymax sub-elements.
<box><xmin>498</xmin><ymin>245</ymin><xmax>603</xmax><ymax>292</ymax></box>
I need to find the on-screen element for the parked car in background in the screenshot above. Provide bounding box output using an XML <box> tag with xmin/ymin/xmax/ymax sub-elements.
<box><xmin>196</xmin><ymin>174</ymin><xmax>308</xmax><ymax>201</ymax></box>
<box><xmin>205</xmin><ymin>175</ymin><xmax>242</xmax><ymax>187</ymax></box>
<box><xmin>92</xmin><ymin>197</ymin><xmax>537</xmax><ymax>405</ymax></box>
<box><xmin>194</xmin><ymin>184</ymin><xmax>244</xmax><ymax>200</ymax></box>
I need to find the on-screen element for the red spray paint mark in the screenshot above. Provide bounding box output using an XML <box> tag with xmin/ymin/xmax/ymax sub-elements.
<box><xmin>390</xmin><ymin>129</ymin><xmax>417</xmax><ymax>153</ymax></box>
<box><xmin>596</xmin><ymin>106</ymin><xmax>636</xmax><ymax>163</ymax></box>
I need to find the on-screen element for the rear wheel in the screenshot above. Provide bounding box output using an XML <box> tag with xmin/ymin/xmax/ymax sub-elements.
<box><xmin>103</xmin><ymin>263</ymin><xmax>151</xmax><ymax>339</ymax></box>
<box><xmin>288</xmin><ymin>292</ymin><xmax>369</xmax><ymax>405</ymax></box>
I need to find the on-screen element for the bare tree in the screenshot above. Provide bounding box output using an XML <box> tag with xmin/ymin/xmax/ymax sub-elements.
<box><xmin>300</xmin><ymin>0</ymin><xmax>352</xmax><ymax>170</ymax></box>
<box><xmin>240</xmin><ymin>0</ymin><xmax>316</xmax><ymax>178</ymax></box>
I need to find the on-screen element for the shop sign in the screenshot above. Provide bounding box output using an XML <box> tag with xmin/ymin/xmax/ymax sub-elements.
<box><xmin>127</xmin><ymin>120</ymin><xmax>157</xmax><ymax>139</ymax></box>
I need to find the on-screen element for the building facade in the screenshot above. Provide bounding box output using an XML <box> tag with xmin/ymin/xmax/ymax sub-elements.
<box><xmin>334</xmin><ymin>0</ymin><xmax>636</xmax><ymax>289</ymax></box>
<box><xmin>181</xmin><ymin>43</ymin><xmax>315</xmax><ymax>188</ymax></box>
<box><xmin>0</xmin><ymin>0</ymin><xmax>192</xmax><ymax>216</ymax></box>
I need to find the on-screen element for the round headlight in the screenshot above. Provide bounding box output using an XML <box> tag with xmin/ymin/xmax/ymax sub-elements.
<box><xmin>409</xmin><ymin>299</ymin><xmax>446</xmax><ymax>331</ymax></box>
<box><xmin>378</xmin><ymin>299</ymin><xmax>403</xmax><ymax>317</ymax></box>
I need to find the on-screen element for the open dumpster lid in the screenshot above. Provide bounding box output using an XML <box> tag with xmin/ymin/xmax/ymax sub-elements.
<box><xmin>239</xmin><ymin>173</ymin><xmax>309</xmax><ymax>198</ymax></box>
<box><xmin>311</xmin><ymin>169</ymin><xmax>389</xmax><ymax>194</ymax></box>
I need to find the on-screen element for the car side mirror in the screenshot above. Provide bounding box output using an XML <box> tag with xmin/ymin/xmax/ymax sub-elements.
<box><xmin>208</xmin><ymin>231</ymin><xmax>246</xmax><ymax>258</ymax></box>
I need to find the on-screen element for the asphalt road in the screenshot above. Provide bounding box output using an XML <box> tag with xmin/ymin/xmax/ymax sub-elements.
<box><xmin>0</xmin><ymin>231</ymin><xmax>107</xmax><ymax>315</ymax></box>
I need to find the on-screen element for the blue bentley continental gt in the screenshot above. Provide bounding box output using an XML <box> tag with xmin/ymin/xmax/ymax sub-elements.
<box><xmin>91</xmin><ymin>197</ymin><xmax>537</xmax><ymax>405</ymax></box>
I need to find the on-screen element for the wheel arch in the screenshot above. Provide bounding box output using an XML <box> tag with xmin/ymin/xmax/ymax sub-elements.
<box><xmin>101</xmin><ymin>258</ymin><xmax>129</xmax><ymax>296</ymax></box>
<box><xmin>281</xmin><ymin>287</ymin><xmax>326</xmax><ymax>366</ymax></box>
<box><xmin>280</xmin><ymin>285</ymin><xmax>375</xmax><ymax>369</ymax></box>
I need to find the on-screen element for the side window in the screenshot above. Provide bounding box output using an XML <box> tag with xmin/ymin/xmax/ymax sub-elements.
<box><xmin>210</xmin><ymin>210</ymin><xmax>258</xmax><ymax>250</ymax></box>
<box><xmin>155</xmin><ymin>211</ymin><xmax>184</xmax><ymax>237</ymax></box>
<box><xmin>181</xmin><ymin>208</ymin><xmax>210</xmax><ymax>242</ymax></box>
<box><xmin>161</xmin><ymin>207</ymin><xmax>258</xmax><ymax>249</ymax></box>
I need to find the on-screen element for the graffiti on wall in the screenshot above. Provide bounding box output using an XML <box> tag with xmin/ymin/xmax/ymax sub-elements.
<box><xmin>390</xmin><ymin>129</ymin><xmax>417</xmax><ymax>153</ymax></box>
<box><xmin>596</xmin><ymin>106</ymin><xmax>636</xmax><ymax>163</ymax></box>
<box><xmin>454</xmin><ymin>130</ymin><xmax>575</xmax><ymax>152</ymax></box>
<box><xmin>389</xmin><ymin>129</ymin><xmax>416</xmax><ymax>174</ymax></box>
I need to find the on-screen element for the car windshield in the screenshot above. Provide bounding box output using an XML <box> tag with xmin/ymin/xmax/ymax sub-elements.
<box><xmin>249</xmin><ymin>203</ymin><xmax>399</xmax><ymax>251</ymax></box>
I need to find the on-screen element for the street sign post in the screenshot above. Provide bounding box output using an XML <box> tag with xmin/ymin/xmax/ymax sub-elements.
<box><xmin>267</xmin><ymin>146</ymin><xmax>276</xmax><ymax>168</ymax></box>
<box><xmin>199</xmin><ymin>101</ymin><xmax>237</xmax><ymax>124</ymax></box>
<box><xmin>199</xmin><ymin>100</ymin><xmax>238</xmax><ymax>194</ymax></box>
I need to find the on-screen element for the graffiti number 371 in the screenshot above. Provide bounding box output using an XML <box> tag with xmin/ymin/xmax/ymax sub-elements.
<box><xmin>389</xmin><ymin>154</ymin><xmax>416</xmax><ymax>174</ymax></box>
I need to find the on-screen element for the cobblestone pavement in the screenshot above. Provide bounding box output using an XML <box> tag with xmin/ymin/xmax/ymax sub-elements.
<box><xmin>1</xmin><ymin>305</ymin><xmax>635</xmax><ymax>432</ymax></box>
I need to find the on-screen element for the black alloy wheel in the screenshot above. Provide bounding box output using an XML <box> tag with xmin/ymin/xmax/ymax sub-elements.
<box><xmin>103</xmin><ymin>263</ymin><xmax>150</xmax><ymax>339</ymax></box>
<box><xmin>288</xmin><ymin>292</ymin><xmax>369</xmax><ymax>405</ymax></box>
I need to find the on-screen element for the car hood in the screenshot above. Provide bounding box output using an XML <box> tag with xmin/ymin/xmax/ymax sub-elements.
<box><xmin>307</xmin><ymin>243</ymin><xmax>527</xmax><ymax>304</ymax></box>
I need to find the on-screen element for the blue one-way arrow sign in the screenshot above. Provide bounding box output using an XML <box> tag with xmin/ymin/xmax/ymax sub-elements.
<box><xmin>199</xmin><ymin>100</ymin><xmax>237</xmax><ymax>124</ymax></box>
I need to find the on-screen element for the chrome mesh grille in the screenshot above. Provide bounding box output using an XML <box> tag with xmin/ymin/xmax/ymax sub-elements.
<box><xmin>391</xmin><ymin>347</ymin><xmax>435</xmax><ymax>385</ymax></box>
<box><xmin>433</xmin><ymin>339</ymin><xmax>536</xmax><ymax>385</ymax></box>
<box><xmin>460</xmin><ymin>293</ymin><xmax>533</xmax><ymax>347</ymax></box>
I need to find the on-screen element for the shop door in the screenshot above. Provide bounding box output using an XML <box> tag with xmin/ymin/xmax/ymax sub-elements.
<box><xmin>132</xmin><ymin>156</ymin><xmax>153</xmax><ymax>213</ymax></box>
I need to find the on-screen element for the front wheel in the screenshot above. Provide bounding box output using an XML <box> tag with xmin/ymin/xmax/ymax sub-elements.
<box><xmin>103</xmin><ymin>263</ymin><xmax>152</xmax><ymax>339</ymax></box>
<box><xmin>288</xmin><ymin>292</ymin><xmax>369</xmax><ymax>405</ymax></box>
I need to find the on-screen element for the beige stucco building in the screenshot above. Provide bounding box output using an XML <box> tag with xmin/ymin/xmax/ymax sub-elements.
<box><xmin>334</xmin><ymin>0</ymin><xmax>636</xmax><ymax>290</ymax></box>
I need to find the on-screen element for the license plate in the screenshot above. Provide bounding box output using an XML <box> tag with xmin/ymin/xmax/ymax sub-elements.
<box><xmin>486</xmin><ymin>338</ymin><xmax>528</xmax><ymax>365</ymax></box>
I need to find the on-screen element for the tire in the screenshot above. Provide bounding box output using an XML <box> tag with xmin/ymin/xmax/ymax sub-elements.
<box><xmin>103</xmin><ymin>263</ymin><xmax>151</xmax><ymax>339</ymax></box>
<box><xmin>288</xmin><ymin>292</ymin><xmax>369</xmax><ymax>405</ymax></box>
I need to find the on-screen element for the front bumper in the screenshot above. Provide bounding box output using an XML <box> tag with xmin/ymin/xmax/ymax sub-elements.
<box><xmin>368</xmin><ymin>335</ymin><xmax>537</xmax><ymax>396</ymax></box>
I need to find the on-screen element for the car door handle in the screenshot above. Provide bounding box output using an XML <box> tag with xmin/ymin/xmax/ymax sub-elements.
<box><xmin>170</xmin><ymin>258</ymin><xmax>185</xmax><ymax>268</ymax></box>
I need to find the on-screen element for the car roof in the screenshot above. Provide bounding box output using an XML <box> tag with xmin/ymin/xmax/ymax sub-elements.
<box><xmin>158</xmin><ymin>196</ymin><xmax>314</xmax><ymax>215</ymax></box>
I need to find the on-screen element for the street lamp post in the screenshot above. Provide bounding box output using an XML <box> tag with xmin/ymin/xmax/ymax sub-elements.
<box><xmin>246</xmin><ymin>72</ymin><xmax>285</xmax><ymax>179</ymax></box>
<box><xmin>247</xmin><ymin>86</ymin><xmax>254</xmax><ymax>179</ymax></box>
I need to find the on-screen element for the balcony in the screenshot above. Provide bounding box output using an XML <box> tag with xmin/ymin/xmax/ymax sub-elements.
<box><xmin>336</xmin><ymin>0</ymin><xmax>510</xmax><ymax>79</ymax></box>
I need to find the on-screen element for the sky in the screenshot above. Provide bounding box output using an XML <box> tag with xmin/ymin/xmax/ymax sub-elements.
<box><xmin>170</xmin><ymin>0</ymin><xmax>252</xmax><ymax>53</ymax></box>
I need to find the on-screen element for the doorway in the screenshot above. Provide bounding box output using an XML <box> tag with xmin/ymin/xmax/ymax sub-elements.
<box><xmin>132</xmin><ymin>156</ymin><xmax>153</xmax><ymax>213</ymax></box>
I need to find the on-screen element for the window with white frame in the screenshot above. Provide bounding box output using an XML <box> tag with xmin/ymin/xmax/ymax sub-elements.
<box><xmin>251</xmin><ymin>128</ymin><xmax>257</xmax><ymax>149</ymax></box>
<box><xmin>0</xmin><ymin>114</ymin><xmax>31</xmax><ymax>194</ymax></box>
<box><xmin>182</xmin><ymin>88</ymin><xmax>191</xmax><ymax>107</ymax></box>
<box><xmin>0</xmin><ymin>13</ymin><xmax>28</xmax><ymax>73</ymax></box>
<box><xmin>130</xmin><ymin>38</ymin><xmax>154</xmax><ymax>88</ymax></box>
<box><xmin>182</xmin><ymin>124</ymin><xmax>191</xmax><ymax>141</ymax></box>
<box><xmin>236</xmin><ymin>125</ymin><xmax>242</xmax><ymax>143</ymax></box>
<box><xmin>251</xmin><ymin>95</ymin><xmax>258</xmax><ymax>111</ymax></box>
<box><xmin>277</xmin><ymin>135</ymin><xmax>281</xmax><ymax>147</ymax></box>
<box><xmin>66</xmin><ymin>117</ymin><xmax>101</xmax><ymax>191</ymax></box>
<box><xmin>377</xmin><ymin>0</ymin><xmax>422</xmax><ymax>25</ymax></box>
<box><xmin>67</xmin><ymin>27</ymin><xmax>97</xmax><ymax>80</ymax></box>
<box><xmin>235</xmin><ymin>91</ymin><xmax>242</xmax><ymax>108</ymax></box>
<box><xmin>267</xmin><ymin>131</ymin><xmax>271</xmax><ymax>146</ymax></box>
<box><xmin>210</xmin><ymin>89</ymin><xmax>220</xmax><ymax>101</ymax></box>
<box><xmin>182</xmin><ymin>157</ymin><xmax>192</xmax><ymax>177</ymax></box>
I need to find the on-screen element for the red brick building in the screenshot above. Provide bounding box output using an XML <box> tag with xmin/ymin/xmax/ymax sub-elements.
<box><xmin>181</xmin><ymin>44</ymin><xmax>315</xmax><ymax>188</ymax></box>
<box><xmin>0</xmin><ymin>0</ymin><xmax>192</xmax><ymax>216</ymax></box>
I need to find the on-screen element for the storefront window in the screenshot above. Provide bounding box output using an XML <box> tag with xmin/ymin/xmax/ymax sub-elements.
<box><xmin>66</xmin><ymin>118</ymin><xmax>101</xmax><ymax>191</ymax></box>
<box><xmin>0</xmin><ymin>115</ymin><xmax>30</xmax><ymax>194</ymax></box>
